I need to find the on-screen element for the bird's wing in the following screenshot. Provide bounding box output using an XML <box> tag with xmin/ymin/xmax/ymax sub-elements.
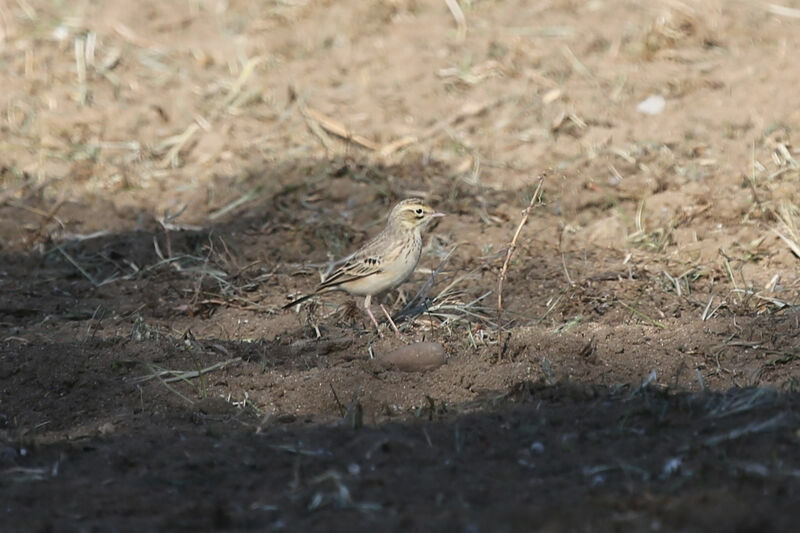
<box><xmin>283</xmin><ymin>255</ymin><xmax>381</xmax><ymax>308</ymax></box>
<box><xmin>318</xmin><ymin>253</ymin><xmax>384</xmax><ymax>290</ymax></box>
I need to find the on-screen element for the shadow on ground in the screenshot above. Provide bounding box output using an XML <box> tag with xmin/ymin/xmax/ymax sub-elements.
<box><xmin>3</xmin><ymin>381</ymin><xmax>798</xmax><ymax>532</ymax></box>
<box><xmin>2</xmin><ymin>158</ymin><xmax>800</xmax><ymax>531</ymax></box>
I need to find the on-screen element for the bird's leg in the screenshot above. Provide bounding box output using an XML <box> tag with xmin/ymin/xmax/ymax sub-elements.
<box><xmin>363</xmin><ymin>294</ymin><xmax>382</xmax><ymax>336</ymax></box>
<box><xmin>380</xmin><ymin>304</ymin><xmax>402</xmax><ymax>337</ymax></box>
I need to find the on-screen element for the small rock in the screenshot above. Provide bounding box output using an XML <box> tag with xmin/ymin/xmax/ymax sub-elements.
<box><xmin>636</xmin><ymin>94</ymin><xmax>665</xmax><ymax>115</ymax></box>
<box><xmin>376</xmin><ymin>342</ymin><xmax>446</xmax><ymax>372</ymax></box>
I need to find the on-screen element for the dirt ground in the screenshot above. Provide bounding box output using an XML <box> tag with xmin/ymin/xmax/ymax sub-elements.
<box><xmin>2</xmin><ymin>0</ymin><xmax>800</xmax><ymax>530</ymax></box>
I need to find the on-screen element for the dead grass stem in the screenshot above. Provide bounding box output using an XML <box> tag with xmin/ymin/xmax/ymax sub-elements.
<box><xmin>773</xmin><ymin>202</ymin><xmax>800</xmax><ymax>259</ymax></box>
<box><xmin>497</xmin><ymin>175</ymin><xmax>545</xmax><ymax>330</ymax></box>
<box><xmin>301</xmin><ymin>105</ymin><xmax>379</xmax><ymax>152</ymax></box>
<box><xmin>129</xmin><ymin>357</ymin><xmax>243</xmax><ymax>406</ymax></box>
<box><xmin>444</xmin><ymin>0</ymin><xmax>467</xmax><ymax>40</ymax></box>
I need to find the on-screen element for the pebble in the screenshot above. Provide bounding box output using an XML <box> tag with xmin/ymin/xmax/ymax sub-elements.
<box><xmin>376</xmin><ymin>342</ymin><xmax>447</xmax><ymax>372</ymax></box>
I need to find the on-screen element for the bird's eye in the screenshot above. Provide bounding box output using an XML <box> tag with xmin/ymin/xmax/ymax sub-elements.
<box><xmin>415</xmin><ymin>208</ymin><xmax>423</xmax><ymax>215</ymax></box>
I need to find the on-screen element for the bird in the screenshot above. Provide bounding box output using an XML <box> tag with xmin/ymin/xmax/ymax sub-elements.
<box><xmin>282</xmin><ymin>198</ymin><xmax>445</xmax><ymax>334</ymax></box>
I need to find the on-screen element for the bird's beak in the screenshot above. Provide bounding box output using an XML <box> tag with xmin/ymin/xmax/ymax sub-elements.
<box><xmin>431</xmin><ymin>212</ymin><xmax>446</xmax><ymax>218</ymax></box>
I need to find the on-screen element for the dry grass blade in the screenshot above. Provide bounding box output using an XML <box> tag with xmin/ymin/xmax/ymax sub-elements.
<box><xmin>561</xmin><ymin>45</ymin><xmax>594</xmax><ymax>80</ymax></box>
<box><xmin>618</xmin><ymin>300</ymin><xmax>666</xmax><ymax>329</ymax></box>
<box><xmin>268</xmin><ymin>444</ymin><xmax>333</xmax><ymax>457</ymax></box>
<box><xmin>444</xmin><ymin>0</ymin><xmax>467</xmax><ymax>40</ymax></box>
<box><xmin>301</xmin><ymin>106</ymin><xmax>379</xmax><ymax>151</ymax></box>
<box><xmin>703</xmin><ymin>413</ymin><xmax>788</xmax><ymax>447</ymax></box>
<box><xmin>394</xmin><ymin>246</ymin><xmax>458</xmax><ymax>321</ymax></box>
<box><xmin>5</xmin><ymin>199</ymin><xmax>65</xmax><ymax>229</ymax></box>
<box><xmin>157</xmin><ymin>122</ymin><xmax>200</xmax><ymax>168</ymax></box>
<box><xmin>765</xmin><ymin>3</ymin><xmax>800</xmax><ymax>19</ymax></box>
<box><xmin>209</xmin><ymin>190</ymin><xmax>259</xmax><ymax>220</ymax></box>
<box><xmin>55</xmin><ymin>245</ymin><xmax>101</xmax><ymax>287</ymax></box>
<box><xmin>426</xmin><ymin>289</ymin><xmax>495</xmax><ymax>328</ymax></box>
<box><xmin>497</xmin><ymin>175</ymin><xmax>545</xmax><ymax>329</ymax></box>
<box><xmin>304</xmin><ymin>112</ymin><xmax>336</xmax><ymax>152</ymax></box>
<box><xmin>700</xmin><ymin>295</ymin><xmax>723</xmax><ymax>321</ymax></box>
<box><xmin>222</xmin><ymin>56</ymin><xmax>264</xmax><ymax>109</ymax></box>
<box><xmin>2</xmin><ymin>466</ymin><xmax>50</xmax><ymax>482</ymax></box>
<box><xmin>130</xmin><ymin>357</ymin><xmax>242</xmax><ymax>384</ymax></box>
<box><xmin>773</xmin><ymin>202</ymin><xmax>800</xmax><ymax>259</ymax></box>
<box><xmin>134</xmin><ymin>362</ymin><xmax>196</xmax><ymax>404</ymax></box>
<box><xmin>706</xmin><ymin>388</ymin><xmax>778</xmax><ymax>418</ymax></box>
<box><xmin>393</xmin><ymin>249</ymin><xmax>495</xmax><ymax>329</ymax></box>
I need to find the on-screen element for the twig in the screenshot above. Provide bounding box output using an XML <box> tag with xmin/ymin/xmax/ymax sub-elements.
<box><xmin>618</xmin><ymin>300</ymin><xmax>667</xmax><ymax>329</ymax></box>
<box><xmin>56</xmin><ymin>245</ymin><xmax>100</xmax><ymax>287</ymax></box>
<box><xmin>55</xmin><ymin>230</ymin><xmax>111</xmax><ymax>241</ymax></box>
<box><xmin>5</xmin><ymin>199</ymin><xmax>65</xmax><ymax>229</ymax></box>
<box><xmin>773</xmin><ymin>227</ymin><xmax>800</xmax><ymax>259</ymax></box>
<box><xmin>209</xmin><ymin>190</ymin><xmax>258</xmax><ymax>220</ymax></box>
<box><xmin>329</xmin><ymin>383</ymin><xmax>346</xmax><ymax>417</ymax></box>
<box><xmin>497</xmin><ymin>175</ymin><xmax>545</xmax><ymax>329</ymax></box>
<box><xmin>130</xmin><ymin>357</ymin><xmax>243</xmax><ymax>384</ymax></box>
<box><xmin>301</xmin><ymin>106</ymin><xmax>379</xmax><ymax>151</ymax></box>
<box><xmin>304</xmin><ymin>113</ymin><xmax>336</xmax><ymax>152</ymax></box>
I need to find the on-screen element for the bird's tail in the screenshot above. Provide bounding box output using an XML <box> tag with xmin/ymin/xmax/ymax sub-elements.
<box><xmin>281</xmin><ymin>292</ymin><xmax>316</xmax><ymax>309</ymax></box>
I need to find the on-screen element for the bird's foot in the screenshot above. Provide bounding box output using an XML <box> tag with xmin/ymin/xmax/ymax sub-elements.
<box><xmin>365</xmin><ymin>306</ymin><xmax>384</xmax><ymax>338</ymax></box>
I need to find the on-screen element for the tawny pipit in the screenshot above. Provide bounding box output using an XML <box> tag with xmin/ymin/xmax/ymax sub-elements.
<box><xmin>283</xmin><ymin>198</ymin><xmax>445</xmax><ymax>332</ymax></box>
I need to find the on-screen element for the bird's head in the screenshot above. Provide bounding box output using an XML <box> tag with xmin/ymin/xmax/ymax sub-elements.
<box><xmin>388</xmin><ymin>198</ymin><xmax>445</xmax><ymax>231</ymax></box>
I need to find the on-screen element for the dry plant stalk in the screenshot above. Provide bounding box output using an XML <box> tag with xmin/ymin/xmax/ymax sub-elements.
<box><xmin>773</xmin><ymin>202</ymin><xmax>800</xmax><ymax>259</ymax></box>
<box><xmin>301</xmin><ymin>106</ymin><xmax>379</xmax><ymax>151</ymax></box>
<box><xmin>497</xmin><ymin>175</ymin><xmax>545</xmax><ymax>329</ymax></box>
<box><xmin>444</xmin><ymin>0</ymin><xmax>467</xmax><ymax>40</ymax></box>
